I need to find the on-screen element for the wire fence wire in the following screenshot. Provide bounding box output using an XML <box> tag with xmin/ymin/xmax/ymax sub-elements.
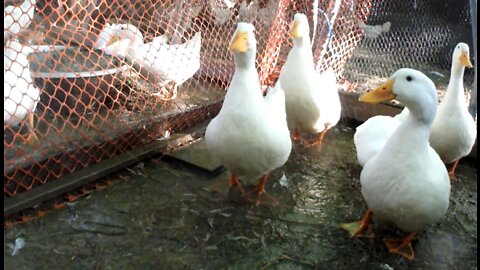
<box><xmin>4</xmin><ymin>0</ymin><xmax>475</xmax><ymax>217</ymax></box>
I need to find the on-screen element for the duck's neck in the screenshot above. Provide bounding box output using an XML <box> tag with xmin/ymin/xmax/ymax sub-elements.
<box><xmin>225</xmin><ymin>52</ymin><xmax>262</xmax><ymax>100</ymax></box>
<box><xmin>445</xmin><ymin>63</ymin><xmax>466</xmax><ymax>103</ymax></box>
<box><xmin>291</xmin><ymin>38</ymin><xmax>315</xmax><ymax>69</ymax></box>
<box><xmin>293</xmin><ymin>36</ymin><xmax>311</xmax><ymax>48</ymax></box>
<box><xmin>231</xmin><ymin>62</ymin><xmax>259</xmax><ymax>93</ymax></box>
<box><xmin>231</xmin><ymin>66</ymin><xmax>259</xmax><ymax>91</ymax></box>
<box><xmin>233</xmin><ymin>51</ymin><xmax>256</xmax><ymax>70</ymax></box>
<box><xmin>390</xmin><ymin>96</ymin><xmax>437</xmax><ymax>149</ymax></box>
<box><xmin>125</xmin><ymin>37</ymin><xmax>146</xmax><ymax>59</ymax></box>
<box><xmin>406</xmin><ymin>95</ymin><xmax>437</xmax><ymax>125</ymax></box>
<box><xmin>132</xmin><ymin>34</ymin><xmax>145</xmax><ymax>46</ymax></box>
<box><xmin>389</xmin><ymin>112</ymin><xmax>433</xmax><ymax>153</ymax></box>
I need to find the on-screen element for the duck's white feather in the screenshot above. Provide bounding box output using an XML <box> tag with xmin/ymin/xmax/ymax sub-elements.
<box><xmin>98</xmin><ymin>23</ymin><xmax>201</xmax><ymax>86</ymax></box>
<box><xmin>358</xmin><ymin>68</ymin><xmax>450</xmax><ymax>232</ymax></box>
<box><xmin>392</xmin><ymin>43</ymin><xmax>476</xmax><ymax>164</ymax></box>
<box><xmin>4</xmin><ymin>0</ymin><xmax>37</xmax><ymax>37</ymax></box>
<box><xmin>4</xmin><ymin>41</ymin><xmax>39</xmax><ymax>127</ymax></box>
<box><xmin>280</xmin><ymin>13</ymin><xmax>341</xmax><ymax>135</ymax></box>
<box><xmin>354</xmin><ymin>115</ymin><xmax>401</xmax><ymax>167</ymax></box>
<box><xmin>429</xmin><ymin>43</ymin><xmax>476</xmax><ymax>163</ymax></box>
<box><xmin>205</xmin><ymin>23</ymin><xmax>291</xmax><ymax>184</ymax></box>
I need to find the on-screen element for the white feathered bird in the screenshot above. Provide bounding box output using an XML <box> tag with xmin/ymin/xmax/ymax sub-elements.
<box><xmin>4</xmin><ymin>0</ymin><xmax>37</xmax><ymax>39</ymax></box>
<box><xmin>205</xmin><ymin>22</ymin><xmax>292</xmax><ymax>205</ymax></box>
<box><xmin>342</xmin><ymin>69</ymin><xmax>450</xmax><ymax>260</ymax></box>
<box><xmin>395</xmin><ymin>42</ymin><xmax>476</xmax><ymax>180</ymax></box>
<box><xmin>4</xmin><ymin>41</ymin><xmax>39</xmax><ymax>142</ymax></box>
<box><xmin>99</xmin><ymin>23</ymin><xmax>201</xmax><ymax>94</ymax></box>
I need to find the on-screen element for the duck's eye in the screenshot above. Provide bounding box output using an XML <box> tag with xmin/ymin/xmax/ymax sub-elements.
<box><xmin>406</xmin><ymin>76</ymin><xmax>412</xmax><ymax>82</ymax></box>
<box><xmin>457</xmin><ymin>46</ymin><xmax>460</xmax><ymax>49</ymax></box>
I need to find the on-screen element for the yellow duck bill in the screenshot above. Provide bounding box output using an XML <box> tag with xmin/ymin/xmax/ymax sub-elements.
<box><xmin>359</xmin><ymin>79</ymin><xmax>396</xmax><ymax>103</ymax></box>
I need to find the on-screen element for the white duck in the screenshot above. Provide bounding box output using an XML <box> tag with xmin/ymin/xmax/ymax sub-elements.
<box><xmin>279</xmin><ymin>13</ymin><xmax>341</xmax><ymax>146</ymax></box>
<box><xmin>205</xmin><ymin>22</ymin><xmax>292</xmax><ymax>205</ymax></box>
<box><xmin>394</xmin><ymin>43</ymin><xmax>476</xmax><ymax>180</ymax></box>
<box><xmin>341</xmin><ymin>68</ymin><xmax>451</xmax><ymax>260</ymax></box>
<box><xmin>354</xmin><ymin>106</ymin><xmax>408</xmax><ymax>166</ymax></box>
<box><xmin>4</xmin><ymin>0</ymin><xmax>37</xmax><ymax>40</ymax></box>
<box><xmin>95</xmin><ymin>23</ymin><xmax>122</xmax><ymax>53</ymax></box>
<box><xmin>429</xmin><ymin>42</ymin><xmax>476</xmax><ymax>179</ymax></box>
<box><xmin>101</xmin><ymin>23</ymin><xmax>201</xmax><ymax>94</ymax></box>
<box><xmin>353</xmin><ymin>115</ymin><xmax>401</xmax><ymax>167</ymax></box>
<box><xmin>4</xmin><ymin>41</ymin><xmax>40</xmax><ymax>142</ymax></box>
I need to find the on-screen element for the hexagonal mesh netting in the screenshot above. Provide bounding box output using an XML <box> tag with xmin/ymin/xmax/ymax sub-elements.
<box><xmin>343</xmin><ymin>0</ymin><xmax>475</xmax><ymax>98</ymax></box>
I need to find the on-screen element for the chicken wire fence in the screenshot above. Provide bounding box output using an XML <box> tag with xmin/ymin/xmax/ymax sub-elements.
<box><xmin>342</xmin><ymin>0</ymin><xmax>476</xmax><ymax>106</ymax></box>
<box><xmin>3</xmin><ymin>0</ymin><xmax>475</xmax><ymax>222</ymax></box>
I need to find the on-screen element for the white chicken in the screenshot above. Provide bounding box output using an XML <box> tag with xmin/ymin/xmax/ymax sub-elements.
<box><xmin>279</xmin><ymin>13</ymin><xmax>342</xmax><ymax>146</ymax></box>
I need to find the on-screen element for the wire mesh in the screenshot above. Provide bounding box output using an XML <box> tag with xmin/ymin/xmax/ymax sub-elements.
<box><xmin>4</xmin><ymin>0</ymin><xmax>371</xmax><ymax>203</ymax></box>
<box><xmin>342</xmin><ymin>0</ymin><xmax>476</xmax><ymax>107</ymax></box>
<box><xmin>4</xmin><ymin>0</ymin><xmax>475</xmax><ymax>219</ymax></box>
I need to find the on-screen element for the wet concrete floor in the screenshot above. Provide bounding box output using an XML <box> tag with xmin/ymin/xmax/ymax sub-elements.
<box><xmin>4</xmin><ymin>122</ymin><xmax>477</xmax><ymax>269</ymax></box>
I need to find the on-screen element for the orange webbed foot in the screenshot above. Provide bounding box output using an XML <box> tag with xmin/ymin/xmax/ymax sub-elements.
<box><xmin>244</xmin><ymin>189</ymin><xmax>279</xmax><ymax>206</ymax></box>
<box><xmin>228</xmin><ymin>174</ymin><xmax>245</xmax><ymax>196</ymax></box>
<box><xmin>383</xmin><ymin>232</ymin><xmax>416</xmax><ymax>260</ymax></box>
<box><xmin>292</xmin><ymin>128</ymin><xmax>302</xmax><ymax>142</ymax></box>
<box><xmin>244</xmin><ymin>175</ymin><xmax>279</xmax><ymax>206</ymax></box>
<box><xmin>339</xmin><ymin>209</ymin><xmax>375</xmax><ymax>239</ymax></box>
<box><xmin>225</xmin><ymin>174</ymin><xmax>250</xmax><ymax>203</ymax></box>
<box><xmin>304</xmin><ymin>124</ymin><xmax>330</xmax><ymax>147</ymax></box>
